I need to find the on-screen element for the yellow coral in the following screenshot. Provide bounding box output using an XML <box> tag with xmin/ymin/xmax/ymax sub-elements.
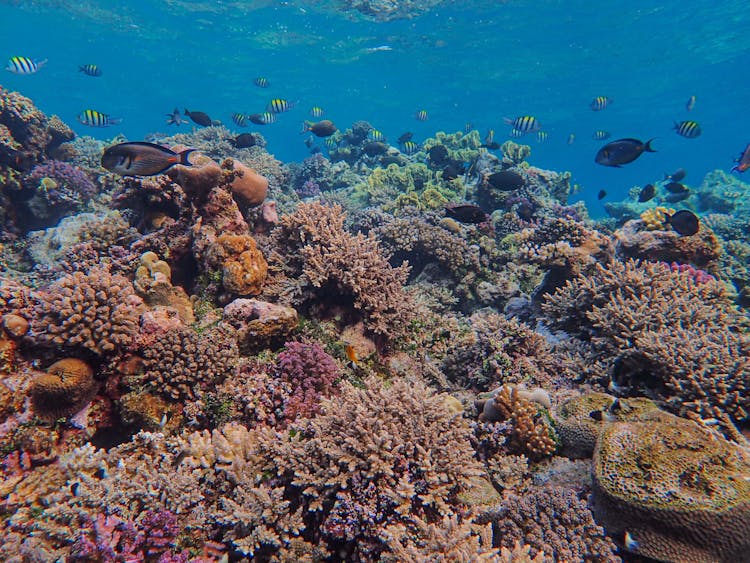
<box><xmin>640</xmin><ymin>206</ymin><xmax>675</xmax><ymax>230</ymax></box>
<box><xmin>215</xmin><ymin>234</ymin><xmax>268</xmax><ymax>296</ymax></box>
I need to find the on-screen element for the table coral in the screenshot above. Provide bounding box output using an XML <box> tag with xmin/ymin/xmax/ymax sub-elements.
<box><xmin>592</xmin><ymin>414</ymin><xmax>750</xmax><ymax>562</ymax></box>
<box><xmin>32</xmin><ymin>267</ymin><xmax>142</xmax><ymax>356</ymax></box>
<box><xmin>543</xmin><ymin>259</ymin><xmax>749</xmax><ymax>427</ymax></box>
<box><xmin>29</xmin><ymin>358</ymin><xmax>97</xmax><ymax>420</ymax></box>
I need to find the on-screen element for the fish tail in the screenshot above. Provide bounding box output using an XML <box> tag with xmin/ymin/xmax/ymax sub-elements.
<box><xmin>179</xmin><ymin>148</ymin><xmax>196</xmax><ymax>167</ymax></box>
<box><xmin>502</xmin><ymin>117</ymin><xmax>513</xmax><ymax>126</ymax></box>
<box><xmin>184</xmin><ymin>108</ymin><xmax>190</xmax><ymax>116</ymax></box>
<box><xmin>644</xmin><ymin>138</ymin><xmax>657</xmax><ymax>152</ymax></box>
<box><xmin>300</xmin><ymin>121</ymin><xmax>311</xmax><ymax>134</ymax></box>
<box><xmin>109</xmin><ymin>117</ymin><xmax>123</xmax><ymax>125</ymax></box>
<box><xmin>37</xmin><ymin>59</ymin><xmax>47</xmax><ymax>69</ymax></box>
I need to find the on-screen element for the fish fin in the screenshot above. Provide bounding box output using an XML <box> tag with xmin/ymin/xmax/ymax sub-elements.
<box><xmin>644</xmin><ymin>138</ymin><xmax>657</xmax><ymax>152</ymax></box>
<box><xmin>502</xmin><ymin>117</ymin><xmax>513</xmax><ymax>126</ymax></box>
<box><xmin>184</xmin><ymin>108</ymin><xmax>190</xmax><ymax>116</ymax></box>
<box><xmin>179</xmin><ymin>148</ymin><xmax>196</xmax><ymax>166</ymax></box>
<box><xmin>300</xmin><ymin>121</ymin><xmax>311</xmax><ymax>134</ymax></box>
<box><xmin>109</xmin><ymin>117</ymin><xmax>123</xmax><ymax>125</ymax></box>
<box><xmin>37</xmin><ymin>59</ymin><xmax>48</xmax><ymax>69</ymax></box>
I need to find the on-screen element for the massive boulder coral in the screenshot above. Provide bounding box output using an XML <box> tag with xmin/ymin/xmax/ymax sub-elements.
<box><xmin>31</xmin><ymin>267</ymin><xmax>142</xmax><ymax>356</ymax></box>
<box><xmin>266</xmin><ymin>201</ymin><xmax>417</xmax><ymax>341</ymax></box>
<box><xmin>543</xmin><ymin>259</ymin><xmax>749</xmax><ymax>427</ymax></box>
<box><xmin>29</xmin><ymin>358</ymin><xmax>97</xmax><ymax>420</ymax></box>
<box><xmin>592</xmin><ymin>413</ymin><xmax>750</xmax><ymax>562</ymax></box>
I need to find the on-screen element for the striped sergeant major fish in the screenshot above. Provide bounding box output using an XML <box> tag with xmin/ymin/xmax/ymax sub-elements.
<box><xmin>590</xmin><ymin>96</ymin><xmax>612</xmax><ymax>111</ymax></box>
<box><xmin>503</xmin><ymin>115</ymin><xmax>541</xmax><ymax>134</ymax></box>
<box><xmin>79</xmin><ymin>64</ymin><xmax>102</xmax><ymax>77</ymax></box>
<box><xmin>674</xmin><ymin>120</ymin><xmax>701</xmax><ymax>138</ymax></box>
<box><xmin>266</xmin><ymin>98</ymin><xmax>296</xmax><ymax>113</ymax></box>
<box><xmin>78</xmin><ymin>109</ymin><xmax>122</xmax><ymax>127</ymax></box>
<box><xmin>6</xmin><ymin>56</ymin><xmax>47</xmax><ymax>74</ymax></box>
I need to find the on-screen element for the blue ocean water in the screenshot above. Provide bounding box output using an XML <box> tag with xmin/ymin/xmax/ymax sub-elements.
<box><xmin>2</xmin><ymin>0</ymin><xmax>749</xmax><ymax>214</ymax></box>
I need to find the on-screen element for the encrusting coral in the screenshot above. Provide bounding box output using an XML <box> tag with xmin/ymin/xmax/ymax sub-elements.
<box><xmin>592</xmin><ymin>412</ymin><xmax>750</xmax><ymax>562</ymax></box>
<box><xmin>31</xmin><ymin>267</ymin><xmax>142</xmax><ymax>356</ymax></box>
<box><xmin>266</xmin><ymin>201</ymin><xmax>417</xmax><ymax>342</ymax></box>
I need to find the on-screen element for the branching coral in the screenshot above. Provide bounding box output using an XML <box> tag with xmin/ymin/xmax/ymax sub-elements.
<box><xmin>140</xmin><ymin>326</ymin><xmax>238</xmax><ymax>401</ymax></box>
<box><xmin>267</xmin><ymin>201</ymin><xmax>417</xmax><ymax>341</ymax></box>
<box><xmin>484</xmin><ymin>487</ymin><xmax>621</xmax><ymax>562</ymax></box>
<box><xmin>543</xmin><ymin>259</ymin><xmax>749</xmax><ymax>426</ymax></box>
<box><xmin>275</xmin><ymin>341</ymin><xmax>341</xmax><ymax>421</ymax></box>
<box><xmin>32</xmin><ymin>267</ymin><xmax>142</xmax><ymax>355</ymax></box>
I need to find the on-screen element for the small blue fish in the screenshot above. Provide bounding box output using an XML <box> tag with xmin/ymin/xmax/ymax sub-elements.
<box><xmin>686</xmin><ymin>95</ymin><xmax>696</xmax><ymax>111</ymax></box>
<box><xmin>415</xmin><ymin>109</ymin><xmax>428</xmax><ymax>121</ymax></box>
<box><xmin>593</xmin><ymin>130</ymin><xmax>611</xmax><ymax>141</ymax></box>
<box><xmin>254</xmin><ymin>76</ymin><xmax>269</xmax><ymax>88</ymax></box>
<box><xmin>6</xmin><ymin>56</ymin><xmax>46</xmax><ymax>74</ymax></box>
<box><xmin>536</xmin><ymin>131</ymin><xmax>549</xmax><ymax>142</ymax></box>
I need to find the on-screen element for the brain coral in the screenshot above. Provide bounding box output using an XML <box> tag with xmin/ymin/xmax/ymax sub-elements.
<box><xmin>29</xmin><ymin>358</ymin><xmax>97</xmax><ymax>419</ymax></box>
<box><xmin>32</xmin><ymin>268</ymin><xmax>142</xmax><ymax>355</ymax></box>
<box><xmin>592</xmin><ymin>413</ymin><xmax>750</xmax><ymax>562</ymax></box>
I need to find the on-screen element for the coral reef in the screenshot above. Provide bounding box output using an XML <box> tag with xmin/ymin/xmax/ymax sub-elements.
<box><xmin>221</xmin><ymin>298</ymin><xmax>298</xmax><ymax>352</ymax></box>
<box><xmin>31</xmin><ymin>267</ymin><xmax>142</xmax><ymax>356</ymax></box>
<box><xmin>592</xmin><ymin>413</ymin><xmax>750</xmax><ymax>562</ymax></box>
<box><xmin>267</xmin><ymin>201</ymin><xmax>417</xmax><ymax>342</ymax></box>
<box><xmin>29</xmin><ymin>358</ymin><xmax>97</xmax><ymax>420</ymax></box>
<box><xmin>543</xmin><ymin>259</ymin><xmax>749</xmax><ymax>427</ymax></box>
<box><xmin>207</xmin><ymin>233</ymin><xmax>268</xmax><ymax>296</ymax></box>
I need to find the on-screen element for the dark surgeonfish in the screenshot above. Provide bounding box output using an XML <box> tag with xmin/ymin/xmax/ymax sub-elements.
<box><xmin>597</xmin><ymin>190</ymin><xmax>607</xmax><ymax>200</ymax></box>
<box><xmin>302</xmin><ymin>119</ymin><xmax>337</xmax><ymax>137</ymax></box>
<box><xmin>637</xmin><ymin>183</ymin><xmax>656</xmax><ymax>202</ymax></box>
<box><xmin>232</xmin><ymin>133</ymin><xmax>257</xmax><ymax>148</ymax></box>
<box><xmin>445</xmin><ymin>203</ymin><xmax>488</xmax><ymax>224</ymax></box>
<box><xmin>664</xmin><ymin>209</ymin><xmax>700</xmax><ymax>236</ymax></box>
<box><xmin>101</xmin><ymin>142</ymin><xmax>195</xmax><ymax>176</ymax></box>
<box><xmin>595</xmin><ymin>138</ymin><xmax>656</xmax><ymax>167</ymax></box>
<box><xmin>731</xmin><ymin>143</ymin><xmax>750</xmax><ymax>173</ymax></box>
<box><xmin>184</xmin><ymin>108</ymin><xmax>212</xmax><ymax>126</ymax></box>
<box><xmin>664</xmin><ymin>168</ymin><xmax>686</xmax><ymax>182</ymax></box>
<box><xmin>487</xmin><ymin>170</ymin><xmax>525</xmax><ymax>191</ymax></box>
<box><xmin>665</xmin><ymin>181</ymin><xmax>688</xmax><ymax>194</ymax></box>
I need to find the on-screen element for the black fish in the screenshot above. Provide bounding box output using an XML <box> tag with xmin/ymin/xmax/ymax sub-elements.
<box><xmin>665</xmin><ymin>181</ymin><xmax>688</xmax><ymax>194</ymax></box>
<box><xmin>638</xmin><ymin>184</ymin><xmax>656</xmax><ymax>202</ymax></box>
<box><xmin>101</xmin><ymin>142</ymin><xmax>195</xmax><ymax>177</ymax></box>
<box><xmin>445</xmin><ymin>204</ymin><xmax>488</xmax><ymax>224</ymax></box>
<box><xmin>487</xmin><ymin>170</ymin><xmax>525</xmax><ymax>191</ymax></box>
<box><xmin>664</xmin><ymin>191</ymin><xmax>691</xmax><ymax>203</ymax></box>
<box><xmin>597</xmin><ymin>190</ymin><xmax>607</xmax><ymax>200</ymax></box>
<box><xmin>398</xmin><ymin>132</ymin><xmax>413</xmax><ymax>144</ymax></box>
<box><xmin>428</xmin><ymin>145</ymin><xmax>450</xmax><ymax>166</ymax></box>
<box><xmin>442</xmin><ymin>163</ymin><xmax>465</xmax><ymax>181</ymax></box>
<box><xmin>480</xmin><ymin>142</ymin><xmax>501</xmax><ymax>150</ymax></box>
<box><xmin>664</xmin><ymin>168</ymin><xmax>686</xmax><ymax>182</ymax></box>
<box><xmin>363</xmin><ymin>141</ymin><xmax>388</xmax><ymax>156</ymax></box>
<box><xmin>184</xmin><ymin>108</ymin><xmax>212</xmax><ymax>127</ymax></box>
<box><xmin>731</xmin><ymin>143</ymin><xmax>750</xmax><ymax>173</ymax></box>
<box><xmin>665</xmin><ymin>209</ymin><xmax>700</xmax><ymax>236</ymax></box>
<box><xmin>232</xmin><ymin>133</ymin><xmax>257</xmax><ymax>148</ymax></box>
<box><xmin>595</xmin><ymin>138</ymin><xmax>656</xmax><ymax>167</ymax></box>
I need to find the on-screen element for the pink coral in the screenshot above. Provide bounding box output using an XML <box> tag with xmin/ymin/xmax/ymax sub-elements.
<box><xmin>276</xmin><ymin>341</ymin><xmax>341</xmax><ymax>420</ymax></box>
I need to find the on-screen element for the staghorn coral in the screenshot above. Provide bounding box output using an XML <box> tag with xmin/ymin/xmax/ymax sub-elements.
<box><xmin>275</xmin><ymin>341</ymin><xmax>341</xmax><ymax>421</ymax></box>
<box><xmin>592</xmin><ymin>413</ymin><xmax>750</xmax><ymax>562</ymax></box>
<box><xmin>32</xmin><ymin>267</ymin><xmax>142</xmax><ymax>355</ymax></box>
<box><xmin>181</xmin><ymin>376</ymin><xmax>486</xmax><ymax>560</ymax></box>
<box><xmin>29</xmin><ymin>358</ymin><xmax>97</xmax><ymax>420</ymax></box>
<box><xmin>485</xmin><ymin>487</ymin><xmax>622</xmax><ymax>562</ymax></box>
<box><xmin>475</xmin><ymin>385</ymin><xmax>557</xmax><ymax>461</ymax></box>
<box><xmin>543</xmin><ymin>259</ymin><xmax>749</xmax><ymax>426</ymax></box>
<box><xmin>441</xmin><ymin>309</ymin><xmax>559</xmax><ymax>390</ymax></box>
<box><xmin>267</xmin><ymin>201</ymin><xmax>416</xmax><ymax>341</ymax></box>
<box><xmin>139</xmin><ymin>326</ymin><xmax>238</xmax><ymax>402</ymax></box>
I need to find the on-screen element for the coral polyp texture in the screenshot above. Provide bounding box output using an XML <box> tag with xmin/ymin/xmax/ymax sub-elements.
<box><xmin>31</xmin><ymin>268</ymin><xmax>142</xmax><ymax>355</ymax></box>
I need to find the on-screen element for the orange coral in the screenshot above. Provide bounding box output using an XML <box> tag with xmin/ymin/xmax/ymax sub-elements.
<box><xmin>29</xmin><ymin>358</ymin><xmax>97</xmax><ymax>419</ymax></box>
<box><xmin>214</xmin><ymin>233</ymin><xmax>268</xmax><ymax>296</ymax></box>
<box><xmin>2</xmin><ymin>314</ymin><xmax>29</xmax><ymax>338</ymax></box>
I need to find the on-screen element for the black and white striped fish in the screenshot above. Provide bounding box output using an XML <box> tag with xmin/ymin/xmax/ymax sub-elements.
<box><xmin>503</xmin><ymin>115</ymin><xmax>541</xmax><ymax>134</ymax></box>
<box><xmin>6</xmin><ymin>56</ymin><xmax>46</xmax><ymax>74</ymax></box>
<box><xmin>79</xmin><ymin>64</ymin><xmax>102</xmax><ymax>77</ymax></box>
<box><xmin>78</xmin><ymin>109</ymin><xmax>121</xmax><ymax>127</ymax></box>
<box><xmin>674</xmin><ymin>120</ymin><xmax>701</xmax><ymax>138</ymax></box>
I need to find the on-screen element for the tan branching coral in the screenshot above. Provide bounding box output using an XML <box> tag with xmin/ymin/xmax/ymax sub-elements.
<box><xmin>32</xmin><ymin>268</ymin><xmax>142</xmax><ymax>355</ymax></box>
<box><xmin>29</xmin><ymin>358</ymin><xmax>97</xmax><ymax>419</ymax></box>
<box><xmin>268</xmin><ymin>202</ymin><xmax>416</xmax><ymax>340</ymax></box>
<box><xmin>543</xmin><ymin>259</ymin><xmax>749</xmax><ymax>426</ymax></box>
<box><xmin>140</xmin><ymin>327</ymin><xmax>238</xmax><ymax>401</ymax></box>
<box><xmin>476</xmin><ymin>385</ymin><xmax>557</xmax><ymax>461</ymax></box>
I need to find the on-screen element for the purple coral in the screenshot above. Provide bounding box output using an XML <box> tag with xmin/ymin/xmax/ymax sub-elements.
<box><xmin>669</xmin><ymin>261</ymin><xmax>715</xmax><ymax>284</ymax></box>
<box><xmin>296</xmin><ymin>179</ymin><xmax>321</xmax><ymax>198</ymax></box>
<box><xmin>27</xmin><ymin>159</ymin><xmax>97</xmax><ymax>201</ymax></box>
<box><xmin>276</xmin><ymin>341</ymin><xmax>341</xmax><ymax>420</ymax></box>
